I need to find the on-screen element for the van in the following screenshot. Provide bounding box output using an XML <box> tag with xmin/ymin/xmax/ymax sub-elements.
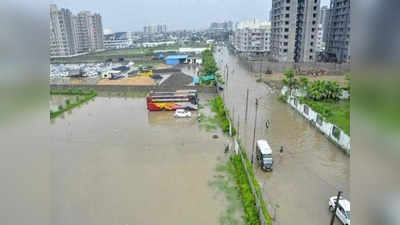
<box><xmin>256</xmin><ymin>140</ymin><xmax>273</xmax><ymax>171</ymax></box>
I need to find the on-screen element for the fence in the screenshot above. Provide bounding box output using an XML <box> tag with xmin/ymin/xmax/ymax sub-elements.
<box><xmin>283</xmin><ymin>94</ymin><xmax>351</xmax><ymax>154</ymax></box>
<box><xmin>238</xmin><ymin>56</ymin><xmax>351</xmax><ymax>75</ymax></box>
<box><xmin>233</xmin><ymin>139</ymin><xmax>272</xmax><ymax>225</ymax></box>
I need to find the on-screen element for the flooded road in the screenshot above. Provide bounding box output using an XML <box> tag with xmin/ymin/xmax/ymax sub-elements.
<box><xmin>215</xmin><ymin>46</ymin><xmax>349</xmax><ymax>225</ymax></box>
<box><xmin>50</xmin><ymin>94</ymin><xmax>228</xmax><ymax>225</ymax></box>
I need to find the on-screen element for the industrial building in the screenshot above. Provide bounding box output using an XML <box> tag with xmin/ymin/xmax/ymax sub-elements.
<box><xmin>165</xmin><ymin>55</ymin><xmax>188</xmax><ymax>65</ymax></box>
<box><xmin>232</xmin><ymin>20</ymin><xmax>271</xmax><ymax>55</ymax></box>
<box><xmin>325</xmin><ymin>0</ymin><xmax>351</xmax><ymax>63</ymax></box>
<box><xmin>104</xmin><ymin>32</ymin><xmax>133</xmax><ymax>49</ymax></box>
<box><xmin>270</xmin><ymin>0</ymin><xmax>321</xmax><ymax>62</ymax></box>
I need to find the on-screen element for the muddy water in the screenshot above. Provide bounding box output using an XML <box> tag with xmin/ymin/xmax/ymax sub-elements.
<box><xmin>50</xmin><ymin>94</ymin><xmax>228</xmax><ymax>225</ymax></box>
<box><xmin>49</xmin><ymin>95</ymin><xmax>78</xmax><ymax>111</ymax></box>
<box><xmin>215</xmin><ymin>46</ymin><xmax>349</xmax><ymax>225</ymax></box>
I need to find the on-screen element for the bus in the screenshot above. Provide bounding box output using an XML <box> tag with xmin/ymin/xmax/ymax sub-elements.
<box><xmin>146</xmin><ymin>90</ymin><xmax>198</xmax><ymax>111</ymax></box>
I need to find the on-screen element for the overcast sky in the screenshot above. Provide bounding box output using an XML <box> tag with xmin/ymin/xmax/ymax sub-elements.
<box><xmin>52</xmin><ymin>0</ymin><xmax>330</xmax><ymax>32</ymax></box>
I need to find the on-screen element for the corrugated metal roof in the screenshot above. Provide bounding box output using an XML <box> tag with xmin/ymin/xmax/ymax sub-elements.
<box><xmin>166</xmin><ymin>55</ymin><xmax>188</xmax><ymax>60</ymax></box>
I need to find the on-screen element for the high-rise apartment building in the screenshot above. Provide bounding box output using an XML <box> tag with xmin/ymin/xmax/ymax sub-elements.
<box><xmin>320</xmin><ymin>5</ymin><xmax>330</xmax><ymax>42</ymax></box>
<box><xmin>232</xmin><ymin>20</ymin><xmax>271</xmax><ymax>55</ymax></box>
<box><xmin>50</xmin><ymin>4</ymin><xmax>76</xmax><ymax>57</ymax></box>
<box><xmin>49</xmin><ymin>4</ymin><xmax>104</xmax><ymax>57</ymax></box>
<box><xmin>325</xmin><ymin>0</ymin><xmax>351</xmax><ymax>63</ymax></box>
<box><xmin>143</xmin><ymin>24</ymin><xmax>167</xmax><ymax>34</ymax></box>
<box><xmin>73</xmin><ymin>11</ymin><xmax>104</xmax><ymax>53</ymax></box>
<box><xmin>270</xmin><ymin>0</ymin><xmax>321</xmax><ymax>62</ymax></box>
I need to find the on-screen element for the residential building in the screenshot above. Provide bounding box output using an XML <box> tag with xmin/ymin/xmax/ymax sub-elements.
<box><xmin>73</xmin><ymin>11</ymin><xmax>104</xmax><ymax>53</ymax></box>
<box><xmin>49</xmin><ymin>4</ymin><xmax>76</xmax><ymax>57</ymax></box>
<box><xmin>232</xmin><ymin>20</ymin><xmax>271</xmax><ymax>55</ymax></box>
<box><xmin>270</xmin><ymin>0</ymin><xmax>321</xmax><ymax>62</ymax></box>
<box><xmin>143</xmin><ymin>24</ymin><xmax>167</xmax><ymax>34</ymax></box>
<box><xmin>209</xmin><ymin>21</ymin><xmax>233</xmax><ymax>31</ymax></box>
<box><xmin>320</xmin><ymin>5</ymin><xmax>330</xmax><ymax>42</ymax></box>
<box><xmin>49</xmin><ymin>4</ymin><xmax>104</xmax><ymax>57</ymax></box>
<box><xmin>325</xmin><ymin>0</ymin><xmax>351</xmax><ymax>63</ymax></box>
<box><xmin>316</xmin><ymin>24</ymin><xmax>325</xmax><ymax>52</ymax></box>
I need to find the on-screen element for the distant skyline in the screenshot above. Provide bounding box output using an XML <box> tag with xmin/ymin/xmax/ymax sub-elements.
<box><xmin>51</xmin><ymin>0</ymin><xmax>331</xmax><ymax>32</ymax></box>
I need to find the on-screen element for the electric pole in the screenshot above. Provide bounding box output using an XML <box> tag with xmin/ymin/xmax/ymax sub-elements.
<box><xmin>251</xmin><ymin>98</ymin><xmax>258</xmax><ymax>165</ymax></box>
<box><xmin>330</xmin><ymin>191</ymin><xmax>343</xmax><ymax>225</ymax></box>
<box><xmin>245</xmin><ymin>88</ymin><xmax>249</xmax><ymax>123</ymax></box>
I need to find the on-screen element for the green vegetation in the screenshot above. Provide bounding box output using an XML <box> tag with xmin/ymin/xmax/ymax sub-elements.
<box><xmin>282</xmin><ymin>69</ymin><xmax>350</xmax><ymax>135</ymax></box>
<box><xmin>197</xmin><ymin>113</ymin><xmax>219</xmax><ymax>131</ymax></box>
<box><xmin>210</xmin><ymin>96</ymin><xmax>236</xmax><ymax>135</ymax></box>
<box><xmin>301</xmin><ymin>98</ymin><xmax>350</xmax><ymax>135</ymax></box>
<box><xmin>50</xmin><ymin>89</ymin><xmax>97</xmax><ymax>119</ymax></box>
<box><xmin>200</xmin><ymin>49</ymin><xmax>220</xmax><ymax>87</ymax></box>
<box><xmin>209</xmin><ymin>160</ymin><xmax>243</xmax><ymax>225</ymax></box>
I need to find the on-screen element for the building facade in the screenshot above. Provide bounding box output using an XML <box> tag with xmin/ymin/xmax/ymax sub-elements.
<box><xmin>143</xmin><ymin>24</ymin><xmax>167</xmax><ymax>34</ymax></box>
<box><xmin>232</xmin><ymin>20</ymin><xmax>271</xmax><ymax>55</ymax></box>
<box><xmin>270</xmin><ymin>0</ymin><xmax>321</xmax><ymax>62</ymax></box>
<box><xmin>103</xmin><ymin>32</ymin><xmax>133</xmax><ymax>49</ymax></box>
<box><xmin>325</xmin><ymin>0</ymin><xmax>351</xmax><ymax>63</ymax></box>
<box><xmin>50</xmin><ymin>4</ymin><xmax>76</xmax><ymax>57</ymax></box>
<box><xmin>316</xmin><ymin>23</ymin><xmax>325</xmax><ymax>52</ymax></box>
<box><xmin>73</xmin><ymin>11</ymin><xmax>104</xmax><ymax>53</ymax></box>
<box><xmin>50</xmin><ymin>4</ymin><xmax>104</xmax><ymax>57</ymax></box>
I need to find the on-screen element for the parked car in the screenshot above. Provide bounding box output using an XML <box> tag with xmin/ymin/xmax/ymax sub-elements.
<box><xmin>174</xmin><ymin>109</ymin><xmax>191</xmax><ymax>118</ymax></box>
<box><xmin>329</xmin><ymin>196</ymin><xmax>351</xmax><ymax>225</ymax></box>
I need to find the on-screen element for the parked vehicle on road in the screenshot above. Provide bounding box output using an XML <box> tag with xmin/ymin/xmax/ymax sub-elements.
<box><xmin>146</xmin><ymin>90</ymin><xmax>198</xmax><ymax>111</ymax></box>
<box><xmin>256</xmin><ymin>140</ymin><xmax>273</xmax><ymax>171</ymax></box>
<box><xmin>174</xmin><ymin>109</ymin><xmax>191</xmax><ymax>118</ymax></box>
<box><xmin>329</xmin><ymin>196</ymin><xmax>351</xmax><ymax>225</ymax></box>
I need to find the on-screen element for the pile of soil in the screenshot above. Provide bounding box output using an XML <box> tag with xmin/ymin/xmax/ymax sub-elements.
<box><xmin>161</xmin><ymin>72</ymin><xmax>193</xmax><ymax>86</ymax></box>
<box><xmin>97</xmin><ymin>76</ymin><xmax>155</xmax><ymax>86</ymax></box>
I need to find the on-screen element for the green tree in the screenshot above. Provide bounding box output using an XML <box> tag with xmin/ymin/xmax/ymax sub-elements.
<box><xmin>282</xmin><ymin>68</ymin><xmax>299</xmax><ymax>95</ymax></box>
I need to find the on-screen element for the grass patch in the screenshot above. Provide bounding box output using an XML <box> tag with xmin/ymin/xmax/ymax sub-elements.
<box><xmin>197</xmin><ymin>113</ymin><xmax>219</xmax><ymax>131</ymax></box>
<box><xmin>210</xmin><ymin>96</ymin><xmax>236</xmax><ymax>135</ymax></box>
<box><xmin>301</xmin><ymin>98</ymin><xmax>350</xmax><ymax>135</ymax></box>
<box><xmin>50</xmin><ymin>89</ymin><xmax>97</xmax><ymax>119</ymax></box>
<box><xmin>209</xmin><ymin>160</ymin><xmax>243</xmax><ymax>225</ymax></box>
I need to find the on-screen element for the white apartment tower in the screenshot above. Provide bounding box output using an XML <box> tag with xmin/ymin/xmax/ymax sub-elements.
<box><xmin>233</xmin><ymin>20</ymin><xmax>271</xmax><ymax>55</ymax></box>
<box><xmin>270</xmin><ymin>0</ymin><xmax>321</xmax><ymax>62</ymax></box>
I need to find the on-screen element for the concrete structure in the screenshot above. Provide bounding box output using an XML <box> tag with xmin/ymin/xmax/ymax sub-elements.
<box><xmin>232</xmin><ymin>20</ymin><xmax>271</xmax><ymax>55</ymax></box>
<box><xmin>50</xmin><ymin>4</ymin><xmax>104</xmax><ymax>57</ymax></box>
<box><xmin>143</xmin><ymin>24</ymin><xmax>167</xmax><ymax>34</ymax></box>
<box><xmin>316</xmin><ymin>24</ymin><xmax>325</xmax><ymax>52</ymax></box>
<box><xmin>50</xmin><ymin>4</ymin><xmax>76</xmax><ymax>57</ymax></box>
<box><xmin>141</xmin><ymin>41</ymin><xmax>176</xmax><ymax>48</ymax></box>
<box><xmin>209</xmin><ymin>21</ymin><xmax>233</xmax><ymax>31</ymax></box>
<box><xmin>270</xmin><ymin>0</ymin><xmax>321</xmax><ymax>62</ymax></box>
<box><xmin>104</xmin><ymin>32</ymin><xmax>133</xmax><ymax>49</ymax></box>
<box><xmin>73</xmin><ymin>11</ymin><xmax>104</xmax><ymax>53</ymax></box>
<box><xmin>326</xmin><ymin>0</ymin><xmax>351</xmax><ymax>63</ymax></box>
<box><xmin>165</xmin><ymin>55</ymin><xmax>188</xmax><ymax>65</ymax></box>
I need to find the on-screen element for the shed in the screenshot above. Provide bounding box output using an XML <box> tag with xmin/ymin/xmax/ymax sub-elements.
<box><xmin>165</xmin><ymin>55</ymin><xmax>188</xmax><ymax>65</ymax></box>
<box><xmin>200</xmin><ymin>74</ymin><xmax>215</xmax><ymax>82</ymax></box>
<box><xmin>193</xmin><ymin>76</ymin><xmax>200</xmax><ymax>85</ymax></box>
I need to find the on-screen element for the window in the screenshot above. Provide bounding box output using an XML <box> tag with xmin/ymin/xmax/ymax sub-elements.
<box><xmin>310</xmin><ymin>42</ymin><xmax>314</xmax><ymax>46</ymax></box>
<box><xmin>309</xmin><ymin>55</ymin><xmax>313</xmax><ymax>60</ymax></box>
<box><xmin>285</xmin><ymin>21</ymin><xmax>289</xmax><ymax>25</ymax></box>
<box><xmin>284</xmin><ymin>28</ymin><xmax>289</xmax><ymax>32</ymax></box>
<box><xmin>316</xmin><ymin>115</ymin><xmax>323</xmax><ymax>126</ymax></box>
<box><xmin>284</xmin><ymin>42</ymin><xmax>288</xmax><ymax>46</ymax></box>
<box><xmin>311</xmin><ymin>35</ymin><xmax>314</xmax><ymax>39</ymax></box>
<box><xmin>312</xmin><ymin>28</ymin><xmax>315</xmax><ymax>32</ymax></box>
<box><xmin>313</xmin><ymin>13</ymin><xmax>317</xmax><ymax>18</ymax></box>
<box><xmin>314</xmin><ymin>6</ymin><xmax>317</xmax><ymax>10</ymax></box>
<box><xmin>285</xmin><ymin>14</ymin><xmax>290</xmax><ymax>18</ymax></box>
<box><xmin>286</xmin><ymin>6</ymin><xmax>290</xmax><ymax>11</ymax></box>
<box><xmin>283</xmin><ymin>49</ymin><xmax>288</xmax><ymax>53</ymax></box>
<box><xmin>286</xmin><ymin>0</ymin><xmax>290</xmax><ymax>3</ymax></box>
<box><xmin>312</xmin><ymin>21</ymin><xmax>316</xmax><ymax>25</ymax></box>
<box><xmin>310</xmin><ymin>49</ymin><xmax>313</xmax><ymax>53</ymax></box>
<box><xmin>284</xmin><ymin>35</ymin><xmax>288</xmax><ymax>39</ymax></box>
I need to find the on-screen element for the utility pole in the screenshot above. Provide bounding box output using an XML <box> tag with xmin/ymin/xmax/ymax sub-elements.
<box><xmin>245</xmin><ymin>88</ymin><xmax>249</xmax><ymax>123</ymax></box>
<box><xmin>251</xmin><ymin>98</ymin><xmax>258</xmax><ymax>165</ymax></box>
<box><xmin>237</xmin><ymin>114</ymin><xmax>240</xmax><ymax>138</ymax></box>
<box><xmin>226</xmin><ymin>64</ymin><xmax>229</xmax><ymax>88</ymax></box>
<box><xmin>330</xmin><ymin>191</ymin><xmax>343</xmax><ymax>225</ymax></box>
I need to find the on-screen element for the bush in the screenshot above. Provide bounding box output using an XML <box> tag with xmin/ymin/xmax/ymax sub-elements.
<box><xmin>210</xmin><ymin>96</ymin><xmax>236</xmax><ymax>136</ymax></box>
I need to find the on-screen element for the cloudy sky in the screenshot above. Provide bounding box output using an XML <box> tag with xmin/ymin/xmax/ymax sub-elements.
<box><xmin>52</xmin><ymin>0</ymin><xmax>330</xmax><ymax>32</ymax></box>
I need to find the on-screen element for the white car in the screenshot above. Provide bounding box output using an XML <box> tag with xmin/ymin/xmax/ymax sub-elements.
<box><xmin>329</xmin><ymin>196</ymin><xmax>351</xmax><ymax>225</ymax></box>
<box><xmin>174</xmin><ymin>109</ymin><xmax>191</xmax><ymax>118</ymax></box>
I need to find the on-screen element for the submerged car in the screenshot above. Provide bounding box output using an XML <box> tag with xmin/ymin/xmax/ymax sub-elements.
<box><xmin>329</xmin><ymin>196</ymin><xmax>350</xmax><ymax>225</ymax></box>
<box><xmin>174</xmin><ymin>109</ymin><xmax>191</xmax><ymax>118</ymax></box>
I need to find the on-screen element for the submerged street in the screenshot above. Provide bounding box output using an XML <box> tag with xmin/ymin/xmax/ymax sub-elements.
<box><xmin>215</xmin><ymin>46</ymin><xmax>349</xmax><ymax>225</ymax></box>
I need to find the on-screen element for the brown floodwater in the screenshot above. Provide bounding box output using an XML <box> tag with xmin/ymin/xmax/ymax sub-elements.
<box><xmin>215</xmin><ymin>46</ymin><xmax>349</xmax><ymax>225</ymax></box>
<box><xmin>50</xmin><ymin>94</ymin><xmax>229</xmax><ymax>225</ymax></box>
